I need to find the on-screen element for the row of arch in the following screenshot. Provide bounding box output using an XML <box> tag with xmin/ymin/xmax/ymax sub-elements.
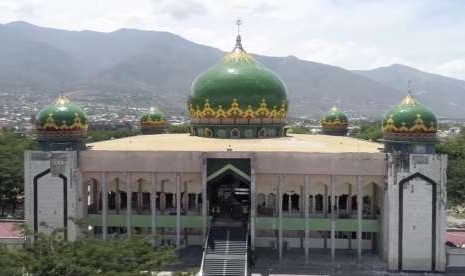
<box><xmin>84</xmin><ymin>174</ymin><xmax>380</xmax><ymax>218</ymax></box>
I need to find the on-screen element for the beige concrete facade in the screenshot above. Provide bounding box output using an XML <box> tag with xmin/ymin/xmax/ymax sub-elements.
<box><xmin>24</xmin><ymin>134</ymin><xmax>448</xmax><ymax>272</ymax></box>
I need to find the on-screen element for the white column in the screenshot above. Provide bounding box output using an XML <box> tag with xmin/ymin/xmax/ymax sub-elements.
<box><xmin>102</xmin><ymin>172</ymin><xmax>108</xmax><ymax>240</ymax></box>
<box><xmin>126</xmin><ymin>172</ymin><xmax>132</xmax><ymax>235</ymax></box>
<box><xmin>93</xmin><ymin>180</ymin><xmax>99</xmax><ymax>214</ymax></box>
<box><xmin>278</xmin><ymin>174</ymin><xmax>283</xmax><ymax>261</ymax></box>
<box><xmin>304</xmin><ymin>175</ymin><xmax>310</xmax><ymax>263</ymax></box>
<box><xmin>288</xmin><ymin>194</ymin><xmax>292</xmax><ymax>213</ymax></box>
<box><xmin>330</xmin><ymin>175</ymin><xmax>336</xmax><ymax>262</ymax></box>
<box><xmin>151</xmin><ymin>173</ymin><xmax>157</xmax><ymax>244</ymax></box>
<box><xmin>176</xmin><ymin>173</ymin><xmax>181</xmax><ymax>249</ymax></box>
<box><xmin>250</xmin><ymin>156</ymin><xmax>256</xmax><ymax>251</ymax></box>
<box><xmin>357</xmin><ymin>175</ymin><xmax>363</xmax><ymax>260</ymax></box>
<box><xmin>202</xmin><ymin>157</ymin><xmax>207</xmax><ymax>238</ymax></box>
<box><xmin>324</xmin><ymin>186</ymin><xmax>328</xmax><ymax>217</ymax></box>
<box><xmin>348</xmin><ymin>185</ymin><xmax>352</xmax><ymax>216</ymax></box>
<box><xmin>312</xmin><ymin>194</ymin><xmax>316</xmax><ymax>214</ymax></box>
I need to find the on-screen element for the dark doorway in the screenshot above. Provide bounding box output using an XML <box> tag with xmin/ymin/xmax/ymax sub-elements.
<box><xmin>208</xmin><ymin>172</ymin><xmax>250</xmax><ymax>220</ymax></box>
<box><xmin>207</xmin><ymin>159</ymin><xmax>251</xmax><ymax>222</ymax></box>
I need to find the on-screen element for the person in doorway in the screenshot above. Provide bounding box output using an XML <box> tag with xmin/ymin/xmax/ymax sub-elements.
<box><xmin>208</xmin><ymin>237</ymin><xmax>215</xmax><ymax>250</ymax></box>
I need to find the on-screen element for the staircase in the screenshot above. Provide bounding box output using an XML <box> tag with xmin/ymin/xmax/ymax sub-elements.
<box><xmin>200</xmin><ymin>226</ymin><xmax>248</xmax><ymax>276</ymax></box>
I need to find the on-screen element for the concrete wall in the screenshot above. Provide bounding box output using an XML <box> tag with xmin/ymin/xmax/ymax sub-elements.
<box><xmin>79</xmin><ymin>151</ymin><xmax>387</xmax><ymax>176</ymax></box>
<box><xmin>24</xmin><ymin>151</ymin><xmax>79</xmax><ymax>240</ymax></box>
<box><xmin>385</xmin><ymin>154</ymin><xmax>447</xmax><ymax>272</ymax></box>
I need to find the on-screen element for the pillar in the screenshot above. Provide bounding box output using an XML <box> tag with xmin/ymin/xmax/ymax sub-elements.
<box><xmin>176</xmin><ymin>173</ymin><xmax>181</xmax><ymax>249</ymax></box>
<box><xmin>312</xmin><ymin>194</ymin><xmax>316</xmax><ymax>214</ymax></box>
<box><xmin>92</xmin><ymin>179</ymin><xmax>98</xmax><ymax>214</ymax></box>
<box><xmin>278</xmin><ymin>174</ymin><xmax>284</xmax><ymax>261</ymax></box>
<box><xmin>102</xmin><ymin>172</ymin><xmax>108</xmax><ymax>240</ymax></box>
<box><xmin>250</xmin><ymin>156</ymin><xmax>256</xmax><ymax>251</ymax></box>
<box><xmin>304</xmin><ymin>175</ymin><xmax>310</xmax><ymax>263</ymax></box>
<box><xmin>202</xmin><ymin>157</ymin><xmax>207</xmax><ymax>238</ymax></box>
<box><xmin>330</xmin><ymin>175</ymin><xmax>336</xmax><ymax>262</ymax></box>
<box><xmin>348</xmin><ymin>184</ymin><xmax>352</xmax><ymax>215</ymax></box>
<box><xmin>323</xmin><ymin>185</ymin><xmax>328</xmax><ymax>217</ymax></box>
<box><xmin>287</xmin><ymin>194</ymin><xmax>292</xmax><ymax>213</ymax></box>
<box><xmin>151</xmin><ymin>173</ymin><xmax>157</xmax><ymax>244</ymax></box>
<box><xmin>126</xmin><ymin>172</ymin><xmax>132</xmax><ymax>235</ymax></box>
<box><xmin>357</xmin><ymin>175</ymin><xmax>363</xmax><ymax>260</ymax></box>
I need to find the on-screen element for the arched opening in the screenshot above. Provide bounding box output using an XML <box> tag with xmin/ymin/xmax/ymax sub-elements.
<box><xmin>207</xmin><ymin>168</ymin><xmax>250</xmax><ymax>221</ymax></box>
<box><xmin>258</xmin><ymin>128</ymin><xmax>266</xmax><ymax>138</ymax></box>
<box><xmin>205</xmin><ymin>128</ymin><xmax>213</xmax><ymax>138</ymax></box>
<box><xmin>315</xmin><ymin>194</ymin><xmax>323</xmax><ymax>212</ymax></box>
<box><xmin>86</xmin><ymin>178</ymin><xmax>99</xmax><ymax>214</ymax></box>
<box><xmin>283</xmin><ymin>194</ymin><xmax>289</xmax><ymax>211</ymax></box>
<box><xmin>231</xmin><ymin>128</ymin><xmax>240</xmax><ymax>139</ymax></box>
<box><xmin>291</xmin><ymin>194</ymin><xmax>300</xmax><ymax>211</ymax></box>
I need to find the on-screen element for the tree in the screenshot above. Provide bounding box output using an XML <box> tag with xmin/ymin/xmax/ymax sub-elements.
<box><xmin>167</xmin><ymin>124</ymin><xmax>190</xmax><ymax>134</ymax></box>
<box><xmin>437</xmin><ymin>133</ymin><xmax>465</xmax><ymax>206</ymax></box>
<box><xmin>87</xmin><ymin>130</ymin><xmax>138</xmax><ymax>142</ymax></box>
<box><xmin>288</xmin><ymin>127</ymin><xmax>310</xmax><ymax>134</ymax></box>
<box><xmin>0</xmin><ymin>129</ymin><xmax>36</xmax><ymax>217</ymax></box>
<box><xmin>0</xmin><ymin>224</ymin><xmax>176</xmax><ymax>276</ymax></box>
<box><xmin>356</xmin><ymin>121</ymin><xmax>383</xmax><ymax>141</ymax></box>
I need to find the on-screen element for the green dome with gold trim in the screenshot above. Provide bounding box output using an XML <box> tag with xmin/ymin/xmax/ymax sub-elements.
<box><xmin>36</xmin><ymin>96</ymin><xmax>88</xmax><ymax>141</ymax></box>
<box><xmin>382</xmin><ymin>94</ymin><xmax>437</xmax><ymax>142</ymax></box>
<box><xmin>188</xmin><ymin>35</ymin><xmax>288</xmax><ymax>139</ymax></box>
<box><xmin>320</xmin><ymin>106</ymin><xmax>349</xmax><ymax>136</ymax></box>
<box><xmin>140</xmin><ymin>107</ymin><xmax>167</xmax><ymax>134</ymax></box>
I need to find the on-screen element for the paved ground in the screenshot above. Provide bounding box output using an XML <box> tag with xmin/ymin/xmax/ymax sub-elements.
<box><xmin>167</xmin><ymin>246</ymin><xmax>465</xmax><ymax>275</ymax></box>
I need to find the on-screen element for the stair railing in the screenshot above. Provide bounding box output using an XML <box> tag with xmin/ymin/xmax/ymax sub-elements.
<box><xmin>199</xmin><ymin>218</ymin><xmax>213</xmax><ymax>276</ymax></box>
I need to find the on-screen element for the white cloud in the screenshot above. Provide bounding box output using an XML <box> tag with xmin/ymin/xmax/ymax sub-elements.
<box><xmin>433</xmin><ymin>59</ymin><xmax>465</xmax><ymax>80</ymax></box>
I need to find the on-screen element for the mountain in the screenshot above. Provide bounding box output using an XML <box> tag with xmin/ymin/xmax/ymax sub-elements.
<box><xmin>353</xmin><ymin>64</ymin><xmax>465</xmax><ymax>118</ymax></box>
<box><xmin>0</xmin><ymin>21</ymin><xmax>464</xmax><ymax>118</ymax></box>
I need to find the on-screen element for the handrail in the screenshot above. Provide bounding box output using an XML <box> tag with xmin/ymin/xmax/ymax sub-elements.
<box><xmin>199</xmin><ymin>229</ymin><xmax>210</xmax><ymax>276</ymax></box>
<box><xmin>199</xmin><ymin>218</ymin><xmax>213</xmax><ymax>276</ymax></box>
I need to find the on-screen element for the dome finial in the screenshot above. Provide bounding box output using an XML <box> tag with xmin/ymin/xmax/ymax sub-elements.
<box><xmin>408</xmin><ymin>80</ymin><xmax>413</xmax><ymax>96</ymax></box>
<box><xmin>235</xmin><ymin>19</ymin><xmax>243</xmax><ymax>50</ymax></box>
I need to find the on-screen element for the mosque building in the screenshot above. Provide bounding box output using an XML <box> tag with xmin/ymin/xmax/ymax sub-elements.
<box><xmin>24</xmin><ymin>26</ymin><xmax>448</xmax><ymax>274</ymax></box>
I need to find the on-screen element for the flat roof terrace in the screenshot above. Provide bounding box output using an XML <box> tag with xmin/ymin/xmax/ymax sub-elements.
<box><xmin>88</xmin><ymin>133</ymin><xmax>382</xmax><ymax>153</ymax></box>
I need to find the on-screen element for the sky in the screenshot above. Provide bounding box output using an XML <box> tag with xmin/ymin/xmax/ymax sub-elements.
<box><xmin>1</xmin><ymin>0</ymin><xmax>465</xmax><ymax>80</ymax></box>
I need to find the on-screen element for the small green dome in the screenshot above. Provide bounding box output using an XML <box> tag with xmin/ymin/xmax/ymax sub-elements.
<box><xmin>320</xmin><ymin>106</ymin><xmax>349</xmax><ymax>136</ymax></box>
<box><xmin>188</xmin><ymin>35</ymin><xmax>288</xmax><ymax>138</ymax></box>
<box><xmin>36</xmin><ymin>96</ymin><xmax>88</xmax><ymax>140</ymax></box>
<box><xmin>140</xmin><ymin>107</ymin><xmax>167</xmax><ymax>134</ymax></box>
<box><xmin>382</xmin><ymin>94</ymin><xmax>437</xmax><ymax>142</ymax></box>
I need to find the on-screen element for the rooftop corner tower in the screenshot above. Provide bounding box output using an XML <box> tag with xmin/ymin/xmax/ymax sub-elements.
<box><xmin>188</xmin><ymin>21</ymin><xmax>289</xmax><ymax>138</ymax></box>
<box><xmin>382</xmin><ymin>87</ymin><xmax>437</xmax><ymax>154</ymax></box>
<box><xmin>320</xmin><ymin>106</ymin><xmax>349</xmax><ymax>136</ymax></box>
<box><xmin>36</xmin><ymin>95</ymin><xmax>88</xmax><ymax>151</ymax></box>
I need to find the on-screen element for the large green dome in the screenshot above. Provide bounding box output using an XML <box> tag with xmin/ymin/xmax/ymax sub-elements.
<box><xmin>320</xmin><ymin>106</ymin><xmax>349</xmax><ymax>136</ymax></box>
<box><xmin>382</xmin><ymin>94</ymin><xmax>437</xmax><ymax>142</ymax></box>
<box><xmin>188</xmin><ymin>35</ymin><xmax>288</xmax><ymax>139</ymax></box>
<box><xmin>36</xmin><ymin>96</ymin><xmax>88</xmax><ymax>141</ymax></box>
<box><xmin>140</xmin><ymin>106</ymin><xmax>167</xmax><ymax>134</ymax></box>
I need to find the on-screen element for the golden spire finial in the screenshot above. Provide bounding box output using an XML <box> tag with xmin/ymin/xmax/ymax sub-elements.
<box><xmin>330</xmin><ymin>106</ymin><xmax>338</xmax><ymax>112</ymax></box>
<box><xmin>400</xmin><ymin>81</ymin><xmax>417</xmax><ymax>105</ymax></box>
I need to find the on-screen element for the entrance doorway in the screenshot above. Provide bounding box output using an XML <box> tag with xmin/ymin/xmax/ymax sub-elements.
<box><xmin>207</xmin><ymin>159</ymin><xmax>251</xmax><ymax>223</ymax></box>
